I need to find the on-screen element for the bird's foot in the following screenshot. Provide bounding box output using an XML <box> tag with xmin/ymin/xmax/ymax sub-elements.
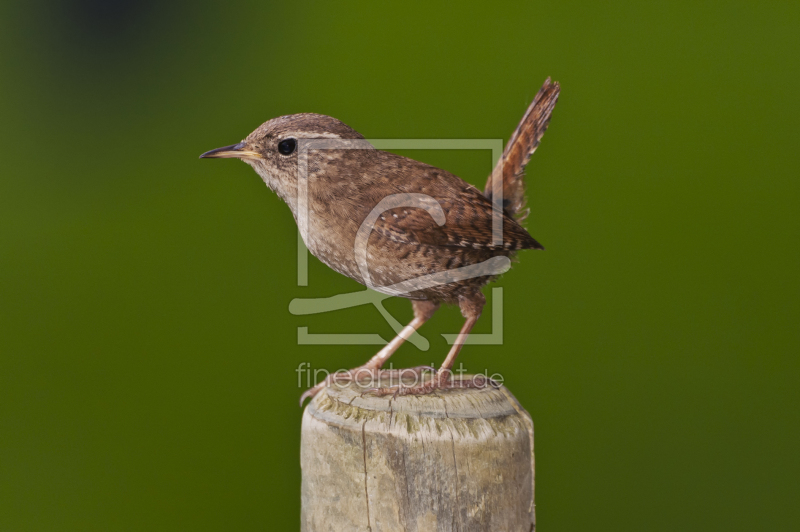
<box><xmin>363</xmin><ymin>371</ymin><xmax>500</xmax><ymax>397</ymax></box>
<box><xmin>299</xmin><ymin>365</ymin><xmax>436</xmax><ymax>406</ymax></box>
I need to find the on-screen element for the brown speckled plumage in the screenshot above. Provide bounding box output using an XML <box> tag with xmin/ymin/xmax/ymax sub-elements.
<box><xmin>485</xmin><ymin>78</ymin><xmax>561</xmax><ymax>220</ymax></box>
<box><xmin>200</xmin><ymin>78</ymin><xmax>560</xmax><ymax>401</ymax></box>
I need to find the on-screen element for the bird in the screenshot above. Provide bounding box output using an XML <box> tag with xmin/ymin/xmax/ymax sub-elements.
<box><xmin>200</xmin><ymin>78</ymin><xmax>560</xmax><ymax>404</ymax></box>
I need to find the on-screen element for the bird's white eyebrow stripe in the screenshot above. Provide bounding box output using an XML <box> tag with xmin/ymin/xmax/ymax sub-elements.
<box><xmin>296</xmin><ymin>131</ymin><xmax>345</xmax><ymax>139</ymax></box>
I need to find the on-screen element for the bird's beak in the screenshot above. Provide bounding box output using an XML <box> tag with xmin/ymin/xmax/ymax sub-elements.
<box><xmin>199</xmin><ymin>142</ymin><xmax>261</xmax><ymax>160</ymax></box>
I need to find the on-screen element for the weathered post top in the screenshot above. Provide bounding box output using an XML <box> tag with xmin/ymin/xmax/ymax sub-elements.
<box><xmin>301</xmin><ymin>376</ymin><xmax>535</xmax><ymax>532</ymax></box>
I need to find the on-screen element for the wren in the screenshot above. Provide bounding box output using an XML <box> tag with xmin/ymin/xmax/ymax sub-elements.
<box><xmin>200</xmin><ymin>78</ymin><xmax>560</xmax><ymax>403</ymax></box>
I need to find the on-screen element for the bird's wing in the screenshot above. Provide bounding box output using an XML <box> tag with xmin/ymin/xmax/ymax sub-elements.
<box><xmin>370</xmin><ymin>181</ymin><xmax>543</xmax><ymax>251</ymax></box>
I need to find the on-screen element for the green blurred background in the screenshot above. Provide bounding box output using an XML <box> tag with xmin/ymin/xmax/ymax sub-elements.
<box><xmin>1</xmin><ymin>0</ymin><xmax>798</xmax><ymax>530</ymax></box>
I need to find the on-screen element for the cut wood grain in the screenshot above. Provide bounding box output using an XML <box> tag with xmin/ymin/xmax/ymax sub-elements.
<box><xmin>301</xmin><ymin>375</ymin><xmax>535</xmax><ymax>531</ymax></box>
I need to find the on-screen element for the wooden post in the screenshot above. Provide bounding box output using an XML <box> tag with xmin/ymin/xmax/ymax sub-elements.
<box><xmin>300</xmin><ymin>376</ymin><xmax>535</xmax><ymax>531</ymax></box>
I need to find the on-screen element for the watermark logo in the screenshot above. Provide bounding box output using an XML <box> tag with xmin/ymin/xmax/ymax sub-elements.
<box><xmin>288</xmin><ymin>138</ymin><xmax>508</xmax><ymax>350</ymax></box>
<box><xmin>296</xmin><ymin>362</ymin><xmax>505</xmax><ymax>392</ymax></box>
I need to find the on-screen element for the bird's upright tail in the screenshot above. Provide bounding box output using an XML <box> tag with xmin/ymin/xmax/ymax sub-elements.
<box><xmin>484</xmin><ymin>78</ymin><xmax>560</xmax><ymax>220</ymax></box>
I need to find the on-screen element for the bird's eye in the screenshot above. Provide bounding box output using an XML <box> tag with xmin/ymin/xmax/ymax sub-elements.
<box><xmin>278</xmin><ymin>138</ymin><xmax>297</xmax><ymax>155</ymax></box>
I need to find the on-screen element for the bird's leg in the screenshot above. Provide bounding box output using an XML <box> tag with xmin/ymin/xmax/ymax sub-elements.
<box><xmin>368</xmin><ymin>291</ymin><xmax>495</xmax><ymax>397</ymax></box>
<box><xmin>299</xmin><ymin>300</ymin><xmax>439</xmax><ymax>405</ymax></box>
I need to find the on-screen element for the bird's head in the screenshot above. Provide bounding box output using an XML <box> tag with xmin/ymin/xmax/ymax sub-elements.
<box><xmin>200</xmin><ymin>113</ymin><xmax>372</xmax><ymax>210</ymax></box>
